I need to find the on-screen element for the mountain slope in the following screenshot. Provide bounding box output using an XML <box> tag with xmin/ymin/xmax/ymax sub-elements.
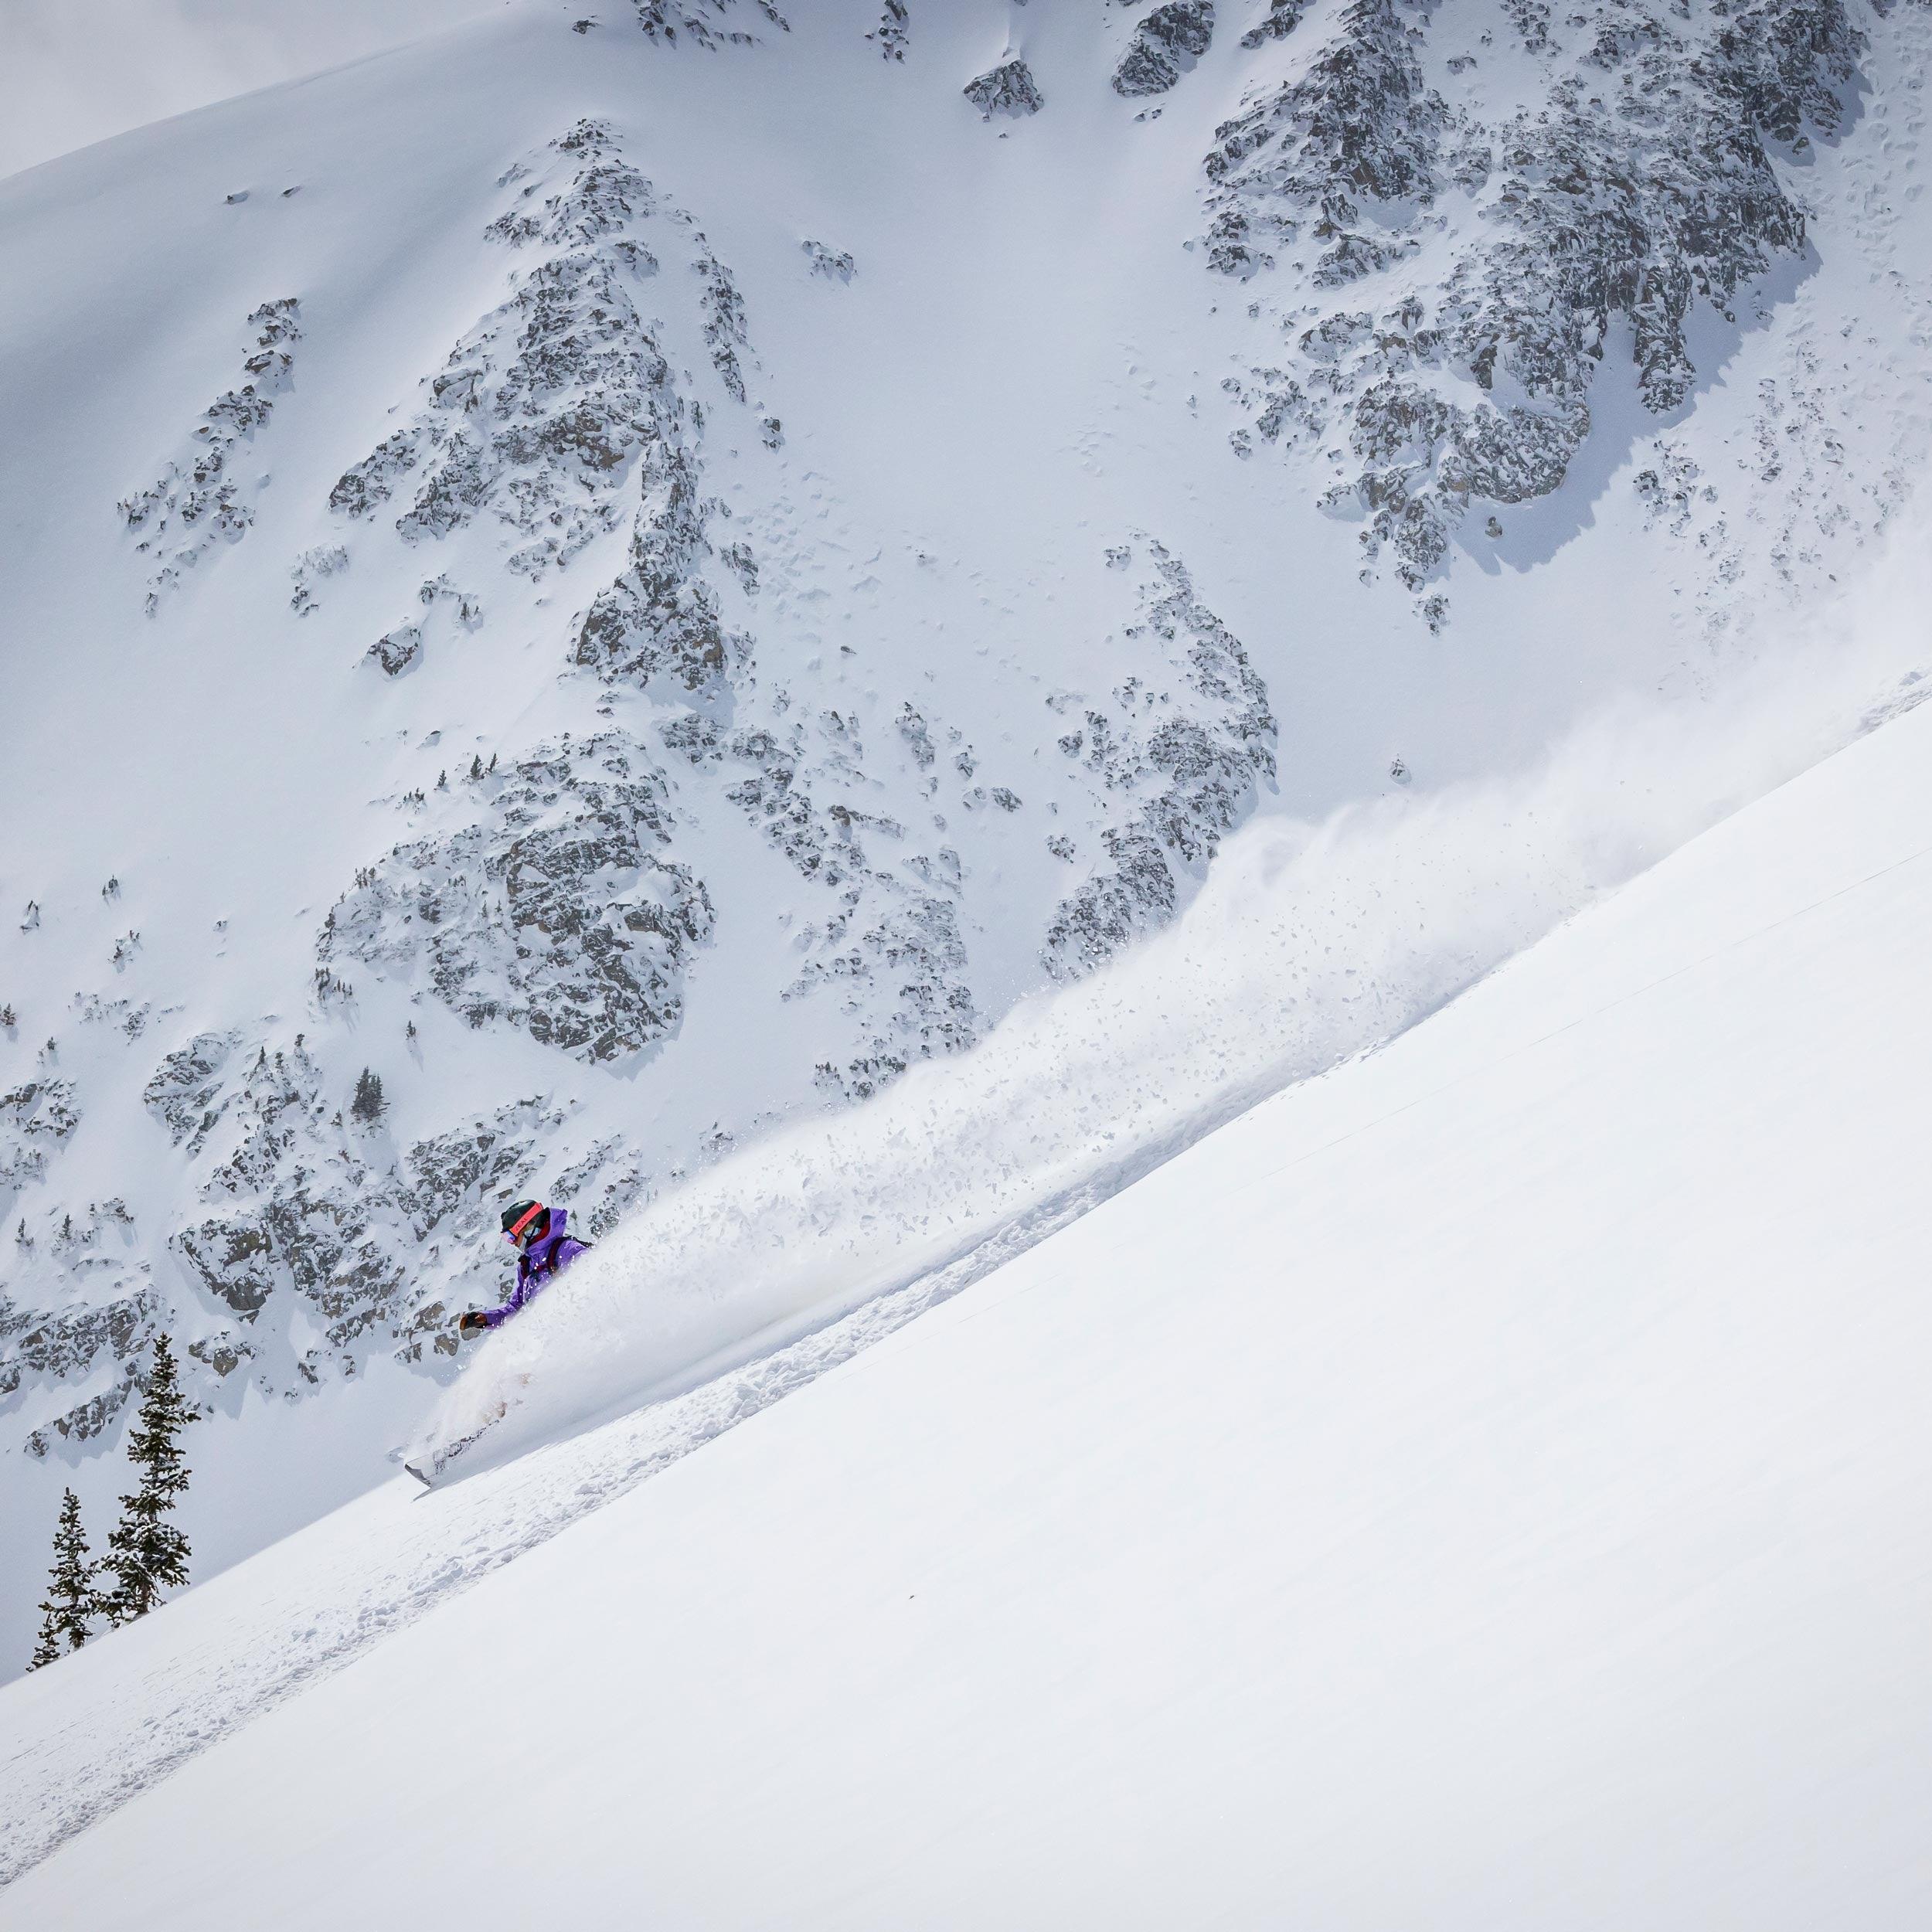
<box><xmin>0</xmin><ymin>0</ymin><xmax>502</xmax><ymax>179</ymax></box>
<box><xmin>2</xmin><ymin>0</ymin><xmax>1930</xmax><ymax>1675</ymax></box>
<box><xmin>7</xmin><ymin>624</ymin><xmax>1932</xmax><ymax>1925</ymax></box>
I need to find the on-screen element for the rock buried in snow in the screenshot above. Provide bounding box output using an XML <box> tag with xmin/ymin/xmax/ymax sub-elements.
<box><xmin>802</xmin><ymin>239</ymin><xmax>855</xmax><ymax>281</ymax></box>
<box><xmin>866</xmin><ymin>1</ymin><xmax>908</xmax><ymax>61</ymax></box>
<box><xmin>366</xmin><ymin>625</ymin><xmax>423</xmax><ymax>677</ymax></box>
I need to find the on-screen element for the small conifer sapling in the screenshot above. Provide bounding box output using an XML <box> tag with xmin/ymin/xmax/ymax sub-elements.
<box><xmin>29</xmin><ymin>1488</ymin><xmax>104</xmax><ymax>1669</ymax></box>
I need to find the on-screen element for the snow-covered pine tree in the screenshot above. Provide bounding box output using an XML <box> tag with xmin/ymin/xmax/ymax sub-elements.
<box><xmin>103</xmin><ymin>1334</ymin><xmax>196</xmax><ymax>1625</ymax></box>
<box><xmin>26</xmin><ymin>1613</ymin><xmax>57</xmax><ymax>1673</ymax></box>
<box><xmin>351</xmin><ymin>1066</ymin><xmax>386</xmax><ymax>1124</ymax></box>
<box><xmin>28</xmin><ymin>1488</ymin><xmax>103</xmax><ymax>1668</ymax></box>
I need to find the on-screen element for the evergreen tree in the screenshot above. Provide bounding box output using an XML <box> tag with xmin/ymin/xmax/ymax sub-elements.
<box><xmin>26</xmin><ymin>1609</ymin><xmax>59</xmax><ymax>1673</ymax></box>
<box><xmin>104</xmin><ymin>1335</ymin><xmax>195</xmax><ymax>1625</ymax></box>
<box><xmin>351</xmin><ymin>1066</ymin><xmax>386</xmax><ymax>1125</ymax></box>
<box><xmin>28</xmin><ymin>1488</ymin><xmax>103</xmax><ymax>1669</ymax></box>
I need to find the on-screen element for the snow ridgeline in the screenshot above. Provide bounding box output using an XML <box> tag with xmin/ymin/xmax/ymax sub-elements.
<box><xmin>412</xmin><ymin>555</ymin><xmax>1932</xmax><ymax>1479</ymax></box>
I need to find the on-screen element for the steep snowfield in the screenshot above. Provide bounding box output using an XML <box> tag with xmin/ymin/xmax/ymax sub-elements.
<box><xmin>5</xmin><ymin>0</ymin><xmax>1932</xmax><ymax>1689</ymax></box>
<box><xmin>7</xmin><ymin>652</ymin><xmax>1932</xmax><ymax>1922</ymax></box>
<box><xmin>0</xmin><ymin>0</ymin><xmax>503</xmax><ymax>179</ymax></box>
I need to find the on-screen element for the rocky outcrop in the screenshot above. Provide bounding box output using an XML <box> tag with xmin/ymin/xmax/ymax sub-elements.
<box><xmin>631</xmin><ymin>0</ymin><xmax>789</xmax><ymax>45</ymax></box>
<box><xmin>1</xmin><ymin>1246</ymin><xmax>148</xmax><ymax>1399</ymax></box>
<box><xmin>321</xmin><ymin>732</ymin><xmax>713</xmax><ymax>1064</ymax></box>
<box><xmin>119</xmin><ymin>298</ymin><xmax>301</xmax><ymax>612</ymax></box>
<box><xmin>1114</xmin><ymin>3</ymin><xmax>1216</xmax><ymax>97</ymax></box>
<box><xmin>1209</xmin><ymin>0</ymin><xmax>1870</xmax><ymax>596</ymax></box>
<box><xmin>143</xmin><ymin>1032</ymin><xmax>241</xmax><ymax>1156</ymax></box>
<box><xmin>0</xmin><ymin>1081</ymin><xmax>80</xmax><ymax>1199</ymax></box>
<box><xmin>964</xmin><ymin>60</ymin><xmax>1044</xmax><ymax>120</ymax></box>
<box><xmin>649</xmin><ymin>659</ymin><xmax>991</xmax><ymax>1097</ymax></box>
<box><xmin>330</xmin><ymin>122</ymin><xmax>675</xmax><ymax>579</ymax></box>
<box><xmin>693</xmin><ymin>232</ymin><xmax>753</xmax><ymax>403</ymax></box>
<box><xmin>2</xmin><ymin>1202</ymin><xmax>158</xmax><ymax>1456</ymax></box>
<box><xmin>366</xmin><ymin>625</ymin><xmax>423</xmax><ymax>677</ymax></box>
<box><xmin>1205</xmin><ymin>0</ymin><xmax>1444</xmax><ymax>284</ymax></box>
<box><xmin>573</xmin><ymin>443</ymin><xmax>745</xmax><ymax>694</ymax></box>
<box><xmin>1240</xmin><ymin>0</ymin><xmax>1303</xmax><ymax>45</ymax></box>
<box><xmin>1043</xmin><ymin>542</ymin><xmax>1277</xmax><ymax>978</ymax></box>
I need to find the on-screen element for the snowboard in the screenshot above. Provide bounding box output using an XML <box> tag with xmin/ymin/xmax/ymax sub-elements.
<box><xmin>398</xmin><ymin>1387</ymin><xmax>519</xmax><ymax>1489</ymax></box>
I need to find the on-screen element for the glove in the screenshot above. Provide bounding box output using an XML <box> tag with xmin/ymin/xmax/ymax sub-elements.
<box><xmin>457</xmin><ymin>1311</ymin><xmax>490</xmax><ymax>1336</ymax></box>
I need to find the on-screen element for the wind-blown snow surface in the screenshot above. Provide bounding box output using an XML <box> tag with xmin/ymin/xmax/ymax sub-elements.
<box><xmin>5</xmin><ymin>0</ymin><xmax>1932</xmax><ymax>1678</ymax></box>
<box><xmin>8</xmin><ymin>620</ymin><xmax>1932</xmax><ymax>1923</ymax></box>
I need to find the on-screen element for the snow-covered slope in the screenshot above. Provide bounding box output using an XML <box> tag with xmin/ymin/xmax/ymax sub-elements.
<box><xmin>4</xmin><ymin>0</ymin><xmax>1931</xmax><ymax>1675</ymax></box>
<box><xmin>0</xmin><ymin>0</ymin><xmax>505</xmax><ymax>179</ymax></box>
<box><xmin>8</xmin><ymin>622</ymin><xmax>1932</xmax><ymax>1924</ymax></box>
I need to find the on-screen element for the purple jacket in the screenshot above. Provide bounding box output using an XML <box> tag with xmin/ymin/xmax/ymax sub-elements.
<box><xmin>478</xmin><ymin>1209</ymin><xmax>588</xmax><ymax>1328</ymax></box>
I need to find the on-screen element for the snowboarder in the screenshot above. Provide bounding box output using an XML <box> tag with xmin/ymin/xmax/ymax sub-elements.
<box><xmin>457</xmin><ymin>1199</ymin><xmax>588</xmax><ymax>1336</ymax></box>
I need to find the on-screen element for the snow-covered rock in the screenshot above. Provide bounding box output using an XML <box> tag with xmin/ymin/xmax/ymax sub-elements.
<box><xmin>964</xmin><ymin>58</ymin><xmax>1044</xmax><ymax>120</ymax></box>
<box><xmin>320</xmin><ymin>732</ymin><xmax>713</xmax><ymax>1064</ymax></box>
<box><xmin>1208</xmin><ymin>0</ymin><xmax>1872</xmax><ymax>594</ymax></box>
<box><xmin>118</xmin><ymin>299</ymin><xmax>301</xmax><ymax>613</ymax></box>
<box><xmin>1114</xmin><ymin>2</ymin><xmax>1216</xmax><ymax>98</ymax></box>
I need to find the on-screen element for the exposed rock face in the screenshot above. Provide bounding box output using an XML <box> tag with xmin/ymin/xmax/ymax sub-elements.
<box><xmin>1114</xmin><ymin>2</ymin><xmax>1216</xmax><ymax>97</ymax></box>
<box><xmin>1</xmin><ymin>1200</ymin><xmax>157</xmax><ymax>1457</ymax></box>
<box><xmin>330</xmin><ymin>121</ymin><xmax>674</xmax><ymax>579</ymax></box>
<box><xmin>1208</xmin><ymin>0</ymin><xmax>1869</xmax><ymax>596</ymax></box>
<box><xmin>964</xmin><ymin>59</ymin><xmax>1044</xmax><ymax>120</ymax></box>
<box><xmin>0</xmin><ymin>1082</ymin><xmax>80</xmax><ymax>1199</ymax></box>
<box><xmin>119</xmin><ymin>298</ymin><xmax>301</xmax><ymax>611</ymax></box>
<box><xmin>573</xmin><ymin>442</ymin><xmax>744</xmax><ymax>694</ymax></box>
<box><xmin>1</xmin><ymin>1216</ymin><xmax>146</xmax><ymax>1400</ymax></box>
<box><xmin>321</xmin><ymin>733</ymin><xmax>713</xmax><ymax>1064</ymax></box>
<box><xmin>1205</xmin><ymin>0</ymin><xmax>1444</xmax><ymax>285</ymax></box>
<box><xmin>1240</xmin><ymin>0</ymin><xmax>1303</xmax><ymax>45</ymax></box>
<box><xmin>1044</xmin><ymin>542</ymin><xmax>1277</xmax><ymax>978</ymax></box>
<box><xmin>143</xmin><ymin>1032</ymin><xmax>241</xmax><ymax>1156</ymax></box>
<box><xmin>631</xmin><ymin>0</ymin><xmax>789</xmax><ymax>46</ymax></box>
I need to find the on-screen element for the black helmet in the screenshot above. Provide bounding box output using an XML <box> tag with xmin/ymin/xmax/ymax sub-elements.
<box><xmin>501</xmin><ymin>1199</ymin><xmax>548</xmax><ymax>1247</ymax></box>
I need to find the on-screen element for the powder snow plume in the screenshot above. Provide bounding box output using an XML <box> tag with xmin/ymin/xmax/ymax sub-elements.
<box><xmin>411</xmin><ymin>549</ymin><xmax>1932</xmax><ymax>1477</ymax></box>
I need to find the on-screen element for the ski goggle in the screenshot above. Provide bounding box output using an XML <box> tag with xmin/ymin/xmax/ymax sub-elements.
<box><xmin>502</xmin><ymin>1202</ymin><xmax>546</xmax><ymax>1247</ymax></box>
